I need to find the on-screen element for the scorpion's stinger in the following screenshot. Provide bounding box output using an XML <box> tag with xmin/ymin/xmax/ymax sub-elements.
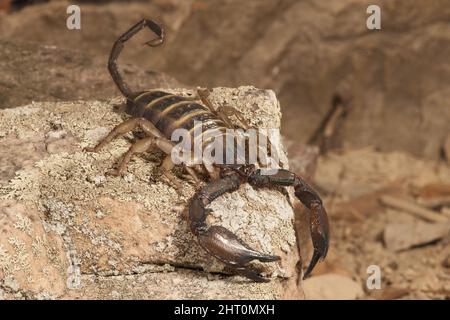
<box><xmin>247</xmin><ymin>168</ymin><xmax>330</xmax><ymax>279</ymax></box>
<box><xmin>108</xmin><ymin>19</ymin><xmax>165</xmax><ymax>97</ymax></box>
<box><xmin>189</xmin><ymin>173</ymin><xmax>281</xmax><ymax>282</ymax></box>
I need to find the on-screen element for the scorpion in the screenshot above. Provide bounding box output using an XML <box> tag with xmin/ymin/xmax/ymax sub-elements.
<box><xmin>85</xmin><ymin>19</ymin><xmax>329</xmax><ymax>282</ymax></box>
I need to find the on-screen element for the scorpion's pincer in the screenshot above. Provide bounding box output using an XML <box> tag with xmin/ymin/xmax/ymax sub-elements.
<box><xmin>189</xmin><ymin>174</ymin><xmax>281</xmax><ymax>282</ymax></box>
<box><xmin>294</xmin><ymin>183</ymin><xmax>330</xmax><ymax>279</ymax></box>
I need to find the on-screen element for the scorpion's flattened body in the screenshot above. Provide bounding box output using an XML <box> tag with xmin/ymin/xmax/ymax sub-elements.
<box><xmin>86</xmin><ymin>18</ymin><xmax>330</xmax><ymax>282</ymax></box>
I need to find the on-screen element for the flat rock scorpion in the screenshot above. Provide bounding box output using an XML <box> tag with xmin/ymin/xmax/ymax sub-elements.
<box><xmin>85</xmin><ymin>19</ymin><xmax>329</xmax><ymax>282</ymax></box>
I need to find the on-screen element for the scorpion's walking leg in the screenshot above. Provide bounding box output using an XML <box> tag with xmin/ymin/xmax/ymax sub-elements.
<box><xmin>189</xmin><ymin>172</ymin><xmax>281</xmax><ymax>282</ymax></box>
<box><xmin>247</xmin><ymin>169</ymin><xmax>329</xmax><ymax>279</ymax></box>
<box><xmin>110</xmin><ymin>136</ymin><xmax>174</xmax><ymax>176</ymax></box>
<box><xmin>217</xmin><ymin>105</ymin><xmax>250</xmax><ymax>129</ymax></box>
<box><xmin>110</xmin><ymin>136</ymin><xmax>155</xmax><ymax>176</ymax></box>
<box><xmin>160</xmin><ymin>155</ymin><xmax>182</xmax><ymax>190</ymax></box>
<box><xmin>184</xmin><ymin>166</ymin><xmax>201</xmax><ymax>183</ymax></box>
<box><xmin>84</xmin><ymin>118</ymin><xmax>163</xmax><ymax>153</ymax></box>
<box><xmin>197</xmin><ymin>88</ymin><xmax>250</xmax><ymax>129</ymax></box>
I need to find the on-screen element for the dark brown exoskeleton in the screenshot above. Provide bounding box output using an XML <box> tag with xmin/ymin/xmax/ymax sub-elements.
<box><xmin>85</xmin><ymin>19</ymin><xmax>329</xmax><ymax>282</ymax></box>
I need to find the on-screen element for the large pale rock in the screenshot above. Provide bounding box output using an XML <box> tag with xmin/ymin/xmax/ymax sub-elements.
<box><xmin>0</xmin><ymin>86</ymin><xmax>302</xmax><ymax>299</ymax></box>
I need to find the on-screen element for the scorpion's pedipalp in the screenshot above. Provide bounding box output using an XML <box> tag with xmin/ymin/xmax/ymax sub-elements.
<box><xmin>293</xmin><ymin>177</ymin><xmax>329</xmax><ymax>279</ymax></box>
<box><xmin>189</xmin><ymin>173</ymin><xmax>281</xmax><ymax>282</ymax></box>
<box><xmin>247</xmin><ymin>168</ymin><xmax>330</xmax><ymax>279</ymax></box>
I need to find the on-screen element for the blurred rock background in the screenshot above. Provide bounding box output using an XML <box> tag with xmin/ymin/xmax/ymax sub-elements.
<box><xmin>0</xmin><ymin>0</ymin><xmax>449</xmax><ymax>299</ymax></box>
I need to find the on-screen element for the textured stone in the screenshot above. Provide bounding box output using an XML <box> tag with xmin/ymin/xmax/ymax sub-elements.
<box><xmin>0</xmin><ymin>86</ymin><xmax>301</xmax><ymax>299</ymax></box>
<box><xmin>384</xmin><ymin>222</ymin><xmax>450</xmax><ymax>251</ymax></box>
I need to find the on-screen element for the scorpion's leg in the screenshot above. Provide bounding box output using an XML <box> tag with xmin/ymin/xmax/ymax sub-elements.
<box><xmin>159</xmin><ymin>155</ymin><xmax>182</xmax><ymax>190</ymax></box>
<box><xmin>197</xmin><ymin>88</ymin><xmax>246</xmax><ymax>129</ymax></box>
<box><xmin>159</xmin><ymin>149</ymin><xmax>201</xmax><ymax>189</ymax></box>
<box><xmin>84</xmin><ymin>118</ymin><xmax>163</xmax><ymax>152</ymax></box>
<box><xmin>217</xmin><ymin>106</ymin><xmax>250</xmax><ymax>130</ymax></box>
<box><xmin>247</xmin><ymin>169</ymin><xmax>329</xmax><ymax>279</ymax></box>
<box><xmin>197</xmin><ymin>88</ymin><xmax>251</xmax><ymax>129</ymax></box>
<box><xmin>189</xmin><ymin>172</ymin><xmax>281</xmax><ymax>282</ymax></box>
<box><xmin>109</xmin><ymin>136</ymin><xmax>155</xmax><ymax>176</ymax></box>
<box><xmin>151</xmin><ymin>139</ymin><xmax>201</xmax><ymax>189</ymax></box>
<box><xmin>109</xmin><ymin>136</ymin><xmax>172</xmax><ymax>176</ymax></box>
<box><xmin>184</xmin><ymin>166</ymin><xmax>201</xmax><ymax>183</ymax></box>
<box><xmin>203</xmin><ymin>162</ymin><xmax>220</xmax><ymax>180</ymax></box>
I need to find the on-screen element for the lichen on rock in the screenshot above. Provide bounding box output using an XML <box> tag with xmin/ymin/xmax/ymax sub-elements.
<box><xmin>0</xmin><ymin>86</ymin><xmax>301</xmax><ymax>299</ymax></box>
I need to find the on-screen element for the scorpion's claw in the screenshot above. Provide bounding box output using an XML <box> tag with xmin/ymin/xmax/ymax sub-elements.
<box><xmin>293</xmin><ymin>179</ymin><xmax>329</xmax><ymax>279</ymax></box>
<box><xmin>302</xmin><ymin>202</ymin><xmax>329</xmax><ymax>279</ymax></box>
<box><xmin>189</xmin><ymin>174</ymin><xmax>280</xmax><ymax>282</ymax></box>
<box><xmin>247</xmin><ymin>168</ymin><xmax>330</xmax><ymax>279</ymax></box>
<box><xmin>197</xmin><ymin>226</ymin><xmax>281</xmax><ymax>267</ymax></box>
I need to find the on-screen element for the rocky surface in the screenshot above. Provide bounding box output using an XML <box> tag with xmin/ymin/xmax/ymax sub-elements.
<box><xmin>0</xmin><ymin>86</ymin><xmax>303</xmax><ymax>300</ymax></box>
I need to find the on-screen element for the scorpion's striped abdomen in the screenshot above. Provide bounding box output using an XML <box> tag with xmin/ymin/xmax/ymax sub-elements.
<box><xmin>126</xmin><ymin>90</ymin><xmax>227</xmax><ymax>142</ymax></box>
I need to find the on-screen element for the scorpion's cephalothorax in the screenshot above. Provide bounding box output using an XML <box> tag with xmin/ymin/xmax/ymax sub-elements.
<box><xmin>85</xmin><ymin>18</ymin><xmax>330</xmax><ymax>282</ymax></box>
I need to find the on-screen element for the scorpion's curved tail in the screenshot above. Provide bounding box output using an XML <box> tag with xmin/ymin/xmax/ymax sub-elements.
<box><xmin>108</xmin><ymin>19</ymin><xmax>165</xmax><ymax>98</ymax></box>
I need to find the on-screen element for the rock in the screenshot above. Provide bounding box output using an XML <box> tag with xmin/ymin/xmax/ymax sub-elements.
<box><xmin>384</xmin><ymin>221</ymin><xmax>450</xmax><ymax>251</ymax></box>
<box><xmin>302</xmin><ymin>274</ymin><xmax>363</xmax><ymax>300</ymax></box>
<box><xmin>64</xmin><ymin>270</ymin><xmax>280</xmax><ymax>300</ymax></box>
<box><xmin>0</xmin><ymin>86</ymin><xmax>301</xmax><ymax>299</ymax></box>
<box><xmin>315</xmin><ymin>148</ymin><xmax>450</xmax><ymax>198</ymax></box>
